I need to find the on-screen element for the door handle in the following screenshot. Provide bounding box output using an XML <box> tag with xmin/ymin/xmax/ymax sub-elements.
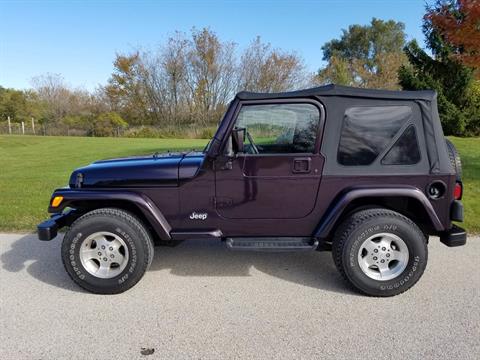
<box><xmin>292</xmin><ymin>157</ymin><xmax>311</xmax><ymax>173</ymax></box>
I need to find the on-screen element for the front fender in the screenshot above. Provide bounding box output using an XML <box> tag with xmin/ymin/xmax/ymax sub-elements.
<box><xmin>314</xmin><ymin>186</ymin><xmax>444</xmax><ymax>239</ymax></box>
<box><xmin>48</xmin><ymin>189</ymin><xmax>172</xmax><ymax>240</ymax></box>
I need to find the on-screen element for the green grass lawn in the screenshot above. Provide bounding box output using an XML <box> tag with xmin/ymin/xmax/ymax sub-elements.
<box><xmin>0</xmin><ymin>135</ymin><xmax>208</xmax><ymax>231</ymax></box>
<box><xmin>0</xmin><ymin>135</ymin><xmax>478</xmax><ymax>233</ymax></box>
<box><xmin>448</xmin><ymin>137</ymin><xmax>480</xmax><ymax>233</ymax></box>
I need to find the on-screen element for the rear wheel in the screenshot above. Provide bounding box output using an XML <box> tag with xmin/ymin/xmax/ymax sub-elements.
<box><xmin>332</xmin><ymin>208</ymin><xmax>427</xmax><ymax>297</ymax></box>
<box><xmin>61</xmin><ymin>208</ymin><xmax>154</xmax><ymax>294</ymax></box>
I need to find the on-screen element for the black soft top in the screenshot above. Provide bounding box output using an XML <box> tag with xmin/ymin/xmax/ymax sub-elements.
<box><xmin>237</xmin><ymin>84</ymin><xmax>436</xmax><ymax>101</ymax></box>
<box><xmin>232</xmin><ymin>84</ymin><xmax>451</xmax><ymax>175</ymax></box>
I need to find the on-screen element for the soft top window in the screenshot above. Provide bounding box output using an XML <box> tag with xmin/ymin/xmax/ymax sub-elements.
<box><xmin>337</xmin><ymin>106</ymin><xmax>413</xmax><ymax>166</ymax></box>
<box><xmin>382</xmin><ymin>125</ymin><xmax>421</xmax><ymax>165</ymax></box>
<box><xmin>235</xmin><ymin>103</ymin><xmax>320</xmax><ymax>154</ymax></box>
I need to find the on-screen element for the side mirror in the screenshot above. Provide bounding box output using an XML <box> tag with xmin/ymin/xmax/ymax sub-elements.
<box><xmin>232</xmin><ymin>127</ymin><xmax>245</xmax><ymax>153</ymax></box>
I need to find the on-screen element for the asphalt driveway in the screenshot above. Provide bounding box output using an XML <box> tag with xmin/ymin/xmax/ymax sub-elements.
<box><xmin>0</xmin><ymin>233</ymin><xmax>479</xmax><ymax>359</ymax></box>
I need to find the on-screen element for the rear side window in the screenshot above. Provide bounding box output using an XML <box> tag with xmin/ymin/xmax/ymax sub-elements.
<box><xmin>337</xmin><ymin>106</ymin><xmax>412</xmax><ymax>166</ymax></box>
<box><xmin>382</xmin><ymin>125</ymin><xmax>421</xmax><ymax>165</ymax></box>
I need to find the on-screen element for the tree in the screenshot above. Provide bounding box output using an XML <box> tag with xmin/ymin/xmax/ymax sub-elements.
<box><xmin>315</xmin><ymin>56</ymin><xmax>353</xmax><ymax>86</ymax></box>
<box><xmin>141</xmin><ymin>32</ymin><xmax>190</xmax><ymax>127</ymax></box>
<box><xmin>398</xmin><ymin>1</ymin><xmax>478</xmax><ymax>136</ymax></box>
<box><xmin>426</xmin><ymin>0</ymin><xmax>480</xmax><ymax>75</ymax></box>
<box><xmin>238</xmin><ymin>36</ymin><xmax>309</xmax><ymax>92</ymax></box>
<box><xmin>465</xmin><ymin>80</ymin><xmax>480</xmax><ymax>135</ymax></box>
<box><xmin>30</xmin><ymin>73</ymin><xmax>71</xmax><ymax>123</ymax></box>
<box><xmin>186</xmin><ymin>28</ymin><xmax>238</xmax><ymax>125</ymax></box>
<box><xmin>399</xmin><ymin>41</ymin><xmax>473</xmax><ymax>135</ymax></box>
<box><xmin>317</xmin><ymin>18</ymin><xmax>408</xmax><ymax>89</ymax></box>
<box><xmin>103</xmin><ymin>53</ymin><xmax>151</xmax><ymax>125</ymax></box>
<box><xmin>162</xmin><ymin>32</ymin><xmax>189</xmax><ymax>123</ymax></box>
<box><xmin>0</xmin><ymin>87</ymin><xmax>28</xmax><ymax>122</ymax></box>
<box><xmin>322</xmin><ymin>18</ymin><xmax>406</xmax><ymax>62</ymax></box>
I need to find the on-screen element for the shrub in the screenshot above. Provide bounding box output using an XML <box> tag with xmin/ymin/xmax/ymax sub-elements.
<box><xmin>93</xmin><ymin>112</ymin><xmax>128</xmax><ymax>137</ymax></box>
<box><xmin>124</xmin><ymin>125</ymin><xmax>216</xmax><ymax>139</ymax></box>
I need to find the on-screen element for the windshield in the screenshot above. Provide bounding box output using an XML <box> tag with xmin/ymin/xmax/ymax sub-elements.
<box><xmin>203</xmin><ymin>101</ymin><xmax>233</xmax><ymax>154</ymax></box>
<box><xmin>203</xmin><ymin>138</ymin><xmax>213</xmax><ymax>153</ymax></box>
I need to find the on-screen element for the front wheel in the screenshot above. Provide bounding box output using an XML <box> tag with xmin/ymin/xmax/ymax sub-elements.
<box><xmin>61</xmin><ymin>208</ymin><xmax>154</xmax><ymax>294</ymax></box>
<box><xmin>332</xmin><ymin>208</ymin><xmax>427</xmax><ymax>297</ymax></box>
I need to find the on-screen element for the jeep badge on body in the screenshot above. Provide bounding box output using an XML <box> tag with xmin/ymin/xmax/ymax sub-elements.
<box><xmin>190</xmin><ymin>212</ymin><xmax>208</xmax><ymax>220</ymax></box>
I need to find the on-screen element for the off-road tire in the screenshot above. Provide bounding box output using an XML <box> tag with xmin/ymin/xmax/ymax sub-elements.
<box><xmin>445</xmin><ymin>138</ymin><xmax>462</xmax><ymax>181</ymax></box>
<box><xmin>332</xmin><ymin>208</ymin><xmax>427</xmax><ymax>297</ymax></box>
<box><xmin>61</xmin><ymin>208</ymin><xmax>154</xmax><ymax>294</ymax></box>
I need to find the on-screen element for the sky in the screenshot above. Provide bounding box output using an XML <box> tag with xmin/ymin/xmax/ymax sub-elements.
<box><xmin>0</xmin><ymin>0</ymin><xmax>428</xmax><ymax>92</ymax></box>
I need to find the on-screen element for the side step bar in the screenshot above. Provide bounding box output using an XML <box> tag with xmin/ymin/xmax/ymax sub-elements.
<box><xmin>226</xmin><ymin>237</ymin><xmax>318</xmax><ymax>251</ymax></box>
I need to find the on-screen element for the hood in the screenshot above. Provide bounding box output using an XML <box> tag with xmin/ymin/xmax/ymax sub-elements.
<box><xmin>69</xmin><ymin>151</ymin><xmax>205</xmax><ymax>188</ymax></box>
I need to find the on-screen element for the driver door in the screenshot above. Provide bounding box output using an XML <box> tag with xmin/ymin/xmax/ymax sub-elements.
<box><xmin>215</xmin><ymin>101</ymin><xmax>324</xmax><ymax>219</ymax></box>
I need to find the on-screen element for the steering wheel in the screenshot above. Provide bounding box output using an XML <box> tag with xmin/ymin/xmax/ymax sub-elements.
<box><xmin>245</xmin><ymin>130</ymin><xmax>260</xmax><ymax>154</ymax></box>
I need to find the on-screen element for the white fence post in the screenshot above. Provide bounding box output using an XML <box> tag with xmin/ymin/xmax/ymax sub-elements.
<box><xmin>31</xmin><ymin>117</ymin><xmax>35</xmax><ymax>135</ymax></box>
<box><xmin>21</xmin><ymin>121</ymin><xmax>25</xmax><ymax>135</ymax></box>
<box><xmin>7</xmin><ymin>116</ymin><xmax>11</xmax><ymax>134</ymax></box>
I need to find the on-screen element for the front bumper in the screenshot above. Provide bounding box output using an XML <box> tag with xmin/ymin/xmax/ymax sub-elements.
<box><xmin>37</xmin><ymin>210</ymin><xmax>76</xmax><ymax>241</ymax></box>
<box><xmin>440</xmin><ymin>224</ymin><xmax>467</xmax><ymax>247</ymax></box>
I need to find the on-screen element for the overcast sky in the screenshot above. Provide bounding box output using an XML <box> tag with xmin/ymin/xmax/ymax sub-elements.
<box><xmin>0</xmin><ymin>0</ymin><xmax>427</xmax><ymax>91</ymax></box>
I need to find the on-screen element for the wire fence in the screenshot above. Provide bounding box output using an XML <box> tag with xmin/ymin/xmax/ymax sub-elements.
<box><xmin>0</xmin><ymin>121</ymin><xmax>91</xmax><ymax>136</ymax></box>
<box><xmin>0</xmin><ymin>120</ymin><xmax>216</xmax><ymax>139</ymax></box>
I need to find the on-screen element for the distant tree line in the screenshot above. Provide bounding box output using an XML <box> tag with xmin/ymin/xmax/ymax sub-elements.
<box><xmin>0</xmin><ymin>29</ymin><xmax>310</xmax><ymax>138</ymax></box>
<box><xmin>0</xmin><ymin>1</ymin><xmax>478</xmax><ymax>137</ymax></box>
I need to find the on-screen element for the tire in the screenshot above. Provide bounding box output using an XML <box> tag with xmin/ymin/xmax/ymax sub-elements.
<box><xmin>61</xmin><ymin>208</ymin><xmax>154</xmax><ymax>294</ymax></box>
<box><xmin>445</xmin><ymin>138</ymin><xmax>462</xmax><ymax>181</ymax></box>
<box><xmin>332</xmin><ymin>208</ymin><xmax>427</xmax><ymax>297</ymax></box>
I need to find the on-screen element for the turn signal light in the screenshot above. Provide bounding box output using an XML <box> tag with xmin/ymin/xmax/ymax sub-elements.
<box><xmin>453</xmin><ymin>183</ymin><xmax>462</xmax><ymax>200</ymax></box>
<box><xmin>51</xmin><ymin>196</ymin><xmax>64</xmax><ymax>207</ymax></box>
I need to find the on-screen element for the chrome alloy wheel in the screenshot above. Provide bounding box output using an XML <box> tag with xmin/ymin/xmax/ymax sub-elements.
<box><xmin>357</xmin><ymin>233</ymin><xmax>409</xmax><ymax>281</ymax></box>
<box><xmin>79</xmin><ymin>232</ymin><xmax>129</xmax><ymax>279</ymax></box>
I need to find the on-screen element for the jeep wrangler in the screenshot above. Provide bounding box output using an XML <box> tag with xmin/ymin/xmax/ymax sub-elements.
<box><xmin>38</xmin><ymin>85</ymin><xmax>466</xmax><ymax>296</ymax></box>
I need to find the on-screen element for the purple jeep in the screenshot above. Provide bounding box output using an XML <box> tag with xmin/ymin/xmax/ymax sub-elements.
<box><xmin>38</xmin><ymin>85</ymin><xmax>466</xmax><ymax>296</ymax></box>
